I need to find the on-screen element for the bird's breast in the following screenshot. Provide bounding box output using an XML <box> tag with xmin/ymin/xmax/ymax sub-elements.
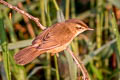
<box><xmin>47</xmin><ymin>35</ymin><xmax>75</xmax><ymax>54</ymax></box>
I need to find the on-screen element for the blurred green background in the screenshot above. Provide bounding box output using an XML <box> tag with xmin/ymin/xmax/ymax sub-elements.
<box><xmin>0</xmin><ymin>0</ymin><xmax>120</xmax><ymax>80</ymax></box>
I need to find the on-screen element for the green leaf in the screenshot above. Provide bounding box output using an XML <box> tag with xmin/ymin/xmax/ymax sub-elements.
<box><xmin>0</xmin><ymin>16</ymin><xmax>11</xmax><ymax>80</ymax></box>
<box><xmin>64</xmin><ymin>49</ymin><xmax>77</xmax><ymax>80</ymax></box>
<box><xmin>89</xmin><ymin>61</ymin><xmax>103</xmax><ymax>80</ymax></box>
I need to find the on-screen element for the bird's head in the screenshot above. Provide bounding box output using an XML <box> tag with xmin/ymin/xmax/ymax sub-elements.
<box><xmin>65</xmin><ymin>19</ymin><xmax>94</xmax><ymax>34</ymax></box>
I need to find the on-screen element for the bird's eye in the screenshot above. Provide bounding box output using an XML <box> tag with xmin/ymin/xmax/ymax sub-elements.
<box><xmin>76</xmin><ymin>26</ymin><xmax>82</xmax><ymax>29</ymax></box>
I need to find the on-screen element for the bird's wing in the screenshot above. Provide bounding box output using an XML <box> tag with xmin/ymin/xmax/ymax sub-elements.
<box><xmin>14</xmin><ymin>27</ymin><xmax>60</xmax><ymax>65</ymax></box>
<box><xmin>32</xmin><ymin>28</ymin><xmax>51</xmax><ymax>44</ymax></box>
<box><xmin>32</xmin><ymin>22</ymin><xmax>74</xmax><ymax>50</ymax></box>
<box><xmin>32</xmin><ymin>25</ymin><xmax>60</xmax><ymax>50</ymax></box>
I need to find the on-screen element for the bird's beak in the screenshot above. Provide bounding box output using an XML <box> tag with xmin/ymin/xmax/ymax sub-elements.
<box><xmin>87</xmin><ymin>27</ymin><xmax>94</xmax><ymax>30</ymax></box>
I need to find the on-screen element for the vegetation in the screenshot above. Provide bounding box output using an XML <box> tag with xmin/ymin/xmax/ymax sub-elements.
<box><xmin>0</xmin><ymin>0</ymin><xmax>120</xmax><ymax>80</ymax></box>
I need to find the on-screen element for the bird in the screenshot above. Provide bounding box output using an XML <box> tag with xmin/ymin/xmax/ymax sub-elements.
<box><xmin>14</xmin><ymin>19</ymin><xmax>93</xmax><ymax>65</ymax></box>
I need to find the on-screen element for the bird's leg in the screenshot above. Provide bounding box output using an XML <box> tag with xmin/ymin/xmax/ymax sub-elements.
<box><xmin>51</xmin><ymin>53</ymin><xmax>59</xmax><ymax>57</ymax></box>
<box><xmin>66</xmin><ymin>47</ymin><xmax>90</xmax><ymax>80</ymax></box>
<box><xmin>56</xmin><ymin>53</ymin><xmax>59</xmax><ymax>57</ymax></box>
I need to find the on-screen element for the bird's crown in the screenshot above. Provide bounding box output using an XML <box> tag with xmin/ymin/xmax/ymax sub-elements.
<box><xmin>65</xmin><ymin>19</ymin><xmax>93</xmax><ymax>30</ymax></box>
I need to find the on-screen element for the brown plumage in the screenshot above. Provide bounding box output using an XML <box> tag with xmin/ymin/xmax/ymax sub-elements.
<box><xmin>14</xmin><ymin>19</ymin><xmax>93</xmax><ymax>65</ymax></box>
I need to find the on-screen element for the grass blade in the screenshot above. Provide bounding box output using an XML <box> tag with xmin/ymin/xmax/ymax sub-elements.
<box><xmin>0</xmin><ymin>13</ymin><xmax>11</xmax><ymax>80</ymax></box>
<box><xmin>3</xmin><ymin>9</ymin><xmax>27</xmax><ymax>80</ymax></box>
<box><xmin>111</xmin><ymin>12</ymin><xmax>120</xmax><ymax>80</ymax></box>
<box><xmin>64</xmin><ymin>49</ymin><xmax>77</xmax><ymax>80</ymax></box>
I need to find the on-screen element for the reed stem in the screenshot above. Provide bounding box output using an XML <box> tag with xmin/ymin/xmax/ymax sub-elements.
<box><xmin>3</xmin><ymin>10</ymin><xmax>27</xmax><ymax>80</ymax></box>
<box><xmin>0</xmin><ymin>12</ymin><xmax>11</xmax><ymax>80</ymax></box>
<box><xmin>54</xmin><ymin>55</ymin><xmax>60</xmax><ymax>80</ymax></box>
<box><xmin>65</xmin><ymin>0</ymin><xmax>70</xmax><ymax>20</ymax></box>
<box><xmin>52</xmin><ymin>0</ymin><xmax>60</xmax><ymax>79</ymax></box>
<box><xmin>53</xmin><ymin>0</ymin><xmax>60</xmax><ymax>11</ymax></box>
<box><xmin>40</xmin><ymin>1</ymin><xmax>51</xmax><ymax>80</ymax></box>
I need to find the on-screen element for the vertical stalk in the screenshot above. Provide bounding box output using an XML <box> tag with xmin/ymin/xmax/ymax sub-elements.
<box><xmin>71</xmin><ymin>0</ymin><xmax>75</xmax><ymax>18</ymax></box>
<box><xmin>46</xmin><ymin>0</ymin><xmax>52</xmax><ymax>26</ymax></box>
<box><xmin>96</xmin><ymin>14</ymin><xmax>101</xmax><ymax>48</ymax></box>
<box><xmin>65</xmin><ymin>0</ymin><xmax>70</xmax><ymax>20</ymax></box>
<box><xmin>70</xmin><ymin>0</ymin><xmax>79</xmax><ymax>54</ymax></box>
<box><xmin>0</xmin><ymin>11</ymin><xmax>11</xmax><ymax>80</ymax></box>
<box><xmin>89</xmin><ymin>0</ymin><xmax>94</xmax><ymax>28</ymax></box>
<box><xmin>40</xmin><ymin>0</ymin><xmax>46</xmax><ymax>26</ymax></box>
<box><xmin>52</xmin><ymin>0</ymin><xmax>60</xmax><ymax>79</ymax></box>
<box><xmin>53</xmin><ymin>0</ymin><xmax>60</xmax><ymax>11</ymax></box>
<box><xmin>3</xmin><ymin>10</ymin><xmax>27</xmax><ymax>80</ymax></box>
<box><xmin>40</xmin><ymin>0</ymin><xmax>51</xmax><ymax>80</ymax></box>
<box><xmin>46</xmin><ymin>53</ymin><xmax>51</xmax><ymax>80</ymax></box>
<box><xmin>65</xmin><ymin>1</ymin><xmax>78</xmax><ymax>78</ymax></box>
<box><xmin>70</xmin><ymin>1</ymin><xmax>78</xmax><ymax>79</ymax></box>
<box><xmin>4</xmin><ymin>12</ymin><xmax>17</xmax><ymax>43</ymax></box>
<box><xmin>54</xmin><ymin>55</ymin><xmax>60</xmax><ymax>80</ymax></box>
<box><xmin>46</xmin><ymin>1</ymin><xmax>51</xmax><ymax>79</ymax></box>
<box><xmin>104</xmin><ymin>11</ymin><xmax>109</xmax><ymax>43</ymax></box>
<box><xmin>111</xmin><ymin>13</ymin><xmax>120</xmax><ymax>80</ymax></box>
<box><xmin>96</xmin><ymin>0</ymin><xmax>103</xmax><ymax>48</ymax></box>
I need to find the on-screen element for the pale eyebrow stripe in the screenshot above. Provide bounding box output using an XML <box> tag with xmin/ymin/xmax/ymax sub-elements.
<box><xmin>75</xmin><ymin>22</ymin><xmax>88</xmax><ymax>28</ymax></box>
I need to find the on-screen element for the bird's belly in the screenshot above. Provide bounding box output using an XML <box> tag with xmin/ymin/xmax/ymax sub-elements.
<box><xmin>47</xmin><ymin>45</ymin><xmax>67</xmax><ymax>53</ymax></box>
<box><xmin>47</xmin><ymin>39</ymin><xmax>73</xmax><ymax>54</ymax></box>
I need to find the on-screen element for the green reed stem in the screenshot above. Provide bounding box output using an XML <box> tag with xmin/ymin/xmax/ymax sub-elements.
<box><xmin>89</xmin><ymin>0</ymin><xmax>95</xmax><ymax>28</ymax></box>
<box><xmin>53</xmin><ymin>0</ymin><xmax>60</xmax><ymax>11</ymax></box>
<box><xmin>96</xmin><ymin>13</ymin><xmax>103</xmax><ymax>48</ymax></box>
<box><xmin>3</xmin><ymin>10</ymin><xmax>26</xmax><ymax>80</ymax></box>
<box><xmin>52</xmin><ymin>0</ymin><xmax>60</xmax><ymax>79</ymax></box>
<box><xmin>111</xmin><ymin>12</ymin><xmax>120</xmax><ymax>80</ymax></box>
<box><xmin>46</xmin><ymin>0</ymin><xmax>52</xmax><ymax>26</ymax></box>
<box><xmin>54</xmin><ymin>55</ymin><xmax>60</xmax><ymax>80</ymax></box>
<box><xmin>0</xmin><ymin>12</ymin><xmax>11</xmax><ymax>80</ymax></box>
<box><xmin>4</xmin><ymin>11</ymin><xmax>17</xmax><ymax>43</ymax></box>
<box><xmin>46</xmin><ymin>1</ymin><xmax>52</xmax><ymax>79</ymax></box>
<box><xmin>70</xmin><ymin>2</ymin><xmax>78</xmax><ymax>79</ymax></box>
<box><xmin>104</xmin><ymin>11</ymin><xmax>109</xmax><ymax>43</ymax></box>
<box><xmin>112</xmin><ymin>13</ymin><xmax>120</xmax><ymax>52</ymax></box>
<box><xmin>70</xmin><ymin>0</ymin><xmax>79</xmax><ymax>55</ymax></box>
<box><xmin>71</xmin><ymin>0</ymin><xmax>75</xmax><ymax>18</ymax></box>
<box><xmin>46</xmin><ymin>53</ymin><xmax>51</xmax><ymax>80</ymax></box>
<box><xmin>96</xmin><ymin>0</ymin><xmax>103</xmax><ymax>48</ymax></box>
<box><xmin>111</xmin><ymin>13</ymin><xmax>120</xmax><ymax>57</ymax></box>
<box><xmin>65</xmin><ymin>0</ymin><xmax>70</xmax><ymax>20</ymax></box>
<box><xmin>40</xmin><ymin>0</ymin><xmax>46</xmax><ymax>26</ymax></box>
<box><xmin>40</xmin><ymin>1</ymin><xmax>51</xmax><ymax>80</ymax></box>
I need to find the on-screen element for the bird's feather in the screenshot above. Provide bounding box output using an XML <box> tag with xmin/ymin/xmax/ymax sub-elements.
<box><xmin>14</xmin><ymin>46</ymin><xmax>45</xmax><ymax>65</ymax></box>
<box><xmin>32</xmin><ymin>22</ymin><xmax>74</xmax><ymax>48</ymax></box>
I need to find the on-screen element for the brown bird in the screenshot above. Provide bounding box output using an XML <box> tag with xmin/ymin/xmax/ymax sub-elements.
<box><xmin>14</xmin><ymin>19</ymin><xmax>93</xmax><ymax>65</ymax></box>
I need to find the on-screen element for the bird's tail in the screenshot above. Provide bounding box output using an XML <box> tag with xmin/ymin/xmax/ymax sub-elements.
<box><xmin>14</xmin><ymin>46</ymin><xmax>45</xmax><ymax>65</ymax></box>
